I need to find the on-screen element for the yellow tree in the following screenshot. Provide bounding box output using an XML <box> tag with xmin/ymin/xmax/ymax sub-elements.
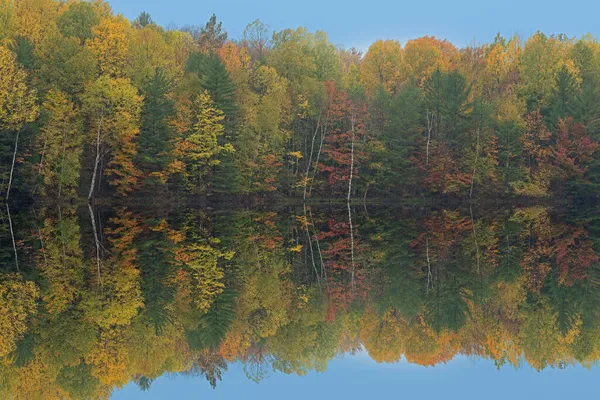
<box><xmin>38</xmin><ymin>90</ymin><xmax>83</xmax><ymax>197</ymax></box>
<box><xmin>171</xmin><ymin>91</ymin><xmax>230</xmax><ymax>191</ymax></box>
<box><xmin>38</xmin><ymin>207</ymin><xmax>84</xmax><ymax>315</ymax></box>
<box><xmin>128</xmin><ymin>24</ymin><xmax>177</xmax><ymax>86</ymax></box>
<box><xmin>81</xmin><ymin>75</ymin><xmax>143</xmax><ymax>198</ymax></box>
<box><xmin>359</xmin><ymin>39</ymin><xmax>403</xmax><ymax>95</ymax></box>
<box><xmin>0</xmin><ymin>274</ymin><xmax>39</xmax><ymax>358</ymax></box>
<box><xmin>13</xmin><ymin>0</ymin><xmax>60</xmax><ymax>46</ymax></box>
<box><xmin>519</xmin><ymin>32</ymin><xmax>576</xmax><ymax>108</ymax></box>
<box><xmin>0</xmin><ymin>0</ymin><xmax>16</xmax><ymax>43</ymax></box>
<box><xmin>80</xmin><ymin>209</ymin><xmax>143</xmax><ymax>330</ymax></box>
<box><xmin>0</xmin><ymin>45</ymin><xmax>38</xmax><ymax>200</ymax></box>
<box><xmin>175</xmin><ymin>239</ymin><xmax>231</xmax><ymax>313</ymax></box>
<box><xmin>403</xmin><ymin>36</ymin><xmax>458</xmax><ymax>85</ymax></box>
<box><xmin>483</xmin><ymin>35</ymin><xmax>521</xmax><ymax>98</ymax></box>
<box><xmin>87</xmin><ymin>16</ymin><xmax>130</xmax><ymax>77</ymax></box>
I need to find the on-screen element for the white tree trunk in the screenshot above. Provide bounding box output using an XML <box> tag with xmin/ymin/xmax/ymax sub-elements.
<box><xmin>309</xmin><ymin>123</ymin><xmax>328</xmax><ymax>197</ymax></box>
<box><xmin>5</xmin><ymin>128</ymin><xmax>21</xmax><ymax>201</ymax></box>
<box><xmin>426</xmin><ymin>110</ymin><xmax>434</xmax><ymax>166</ymax></box>
<box><xmin>6</xmin><ymin>204</ymin><xmax>18</xmax><ymax>272</ymax></box>
<box><xmin>88</xmin><ymin>203</ymin><xmax>102</xmax><ymax>285</ymax></box>
<box><xmin>348</xmin><ymin>116</ymin><xmax>356</xmax><ymax>288</ymax></box>
<box><xmin>304</xmin><ymin>112</ymin><xmax>321</xmax><ymax>200</ymax></box>
<box><xmin>88</xmin><ymin>117</ymin><xmax>103</xmax><ymax>201</ymax></box>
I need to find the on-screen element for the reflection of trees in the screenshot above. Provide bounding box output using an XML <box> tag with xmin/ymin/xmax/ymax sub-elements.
<box><xmin>3</xmin><ymin>204</ymin><xmax>600</xmax><ymax>396</ymax></box>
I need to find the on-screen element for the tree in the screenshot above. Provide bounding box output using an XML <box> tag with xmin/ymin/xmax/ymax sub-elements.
<box><xmin>86</xmin><ymin>16</ymin><xmax>130</xmax><ymax>77</ymax></box>
<box><xmin>171</xmin><ymin>91</ymin><xmax>229</xmax><ymax>191</ymax></box>
<box><xmin>374</xmin><ymin>84</ymin><xmax>423</xmax><ymax>193</ymax></box>
<box><xmin>403</xmin><ymin>36</ymin><xmax>457</xmax><ymax>85</ymax></box>
<box><xmin>81</xmin><ymin>75</ymin><xmax>143</xmax><ymax>198</ymax></box>
<box><xmin>243</xmin><ymin>19</ymin><xmax>270</xmax><ymax>60</ymax></box>
<box><xmin>0</xmin><ymin>45</ymin><xmax>38</xmax><ymax>200</ymax></box>
<box><xmin>13</xmin><ymin>0</ymin><xmax>59</xmax><ymax>46</ymax></box>
<box><xmin>186</xmin><ymin>52</ymin><xmax>237</xmax><ymax>120</ymax></box>
<box><xmin>513</xmin><ymin>111</ymin><xmax>554</xmax><ymax>197</ymax></box>
<box><xmin>0</xmin><ymin>274</ymin><xmax>39</xmax><ymax>358</ymax></box>
<box><xmin>554</xmin><ymin>117</ymin><xmax>599</xmax><ymax>179</ymax></box>
<box><xmin>360</xmin><ymin>40</ymin><xmax>403</xmax><ymax>96</ymax></box>
<box><xmin>317</xmin><ymin>81</ymin><xmax>368</xmax><ymax>196</ymax></box>
<box><xmin>135</xmin><ymin>68</ymin><xmax>176</xmax><ymax>186</ymax></box>
<box><xmin>36</xmin><ymin>34</ymin><xmax>97</xmax><ymax>96</ymax></box>
<box><xmin>38</xmin><ymin>208</ymin><xmax>84</xmax><ymax>314</ymax></box>
<box><xmin>56</xmin><ymin>1</ymin><xmax>100</xmax><ymax>43</ymax></box>
<box><xmin>128</xmin><ymin>23</ymin><xmax>177</xmax><ymax>86</ymax></box>
<box><xmin>133</xmin><ymin>11</ymin><xmax>154</xmax><ymax>29</ymax></box>
<box><xmin>37</xmin><ymin>90</ymin><xmax>83</xmax><ymax>197</ymax></box>
<box><xmin>422</xmin><ymin>69</ymin><xmax>471</xmax><ymax>193</ymax></box>
<box><xmin>197</xmin><ymin>14</ymin><xmax>227</xmax><ymax>53</ymax></box>
<box><xmin>519</xmin><ymin>32</ymin><xmax>571</xmax><ymax>110</ymax></box>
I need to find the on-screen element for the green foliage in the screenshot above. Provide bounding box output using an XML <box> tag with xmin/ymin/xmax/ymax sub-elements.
<box><xmin>56</xmin><ymin>1</ymin><xmax>100</xmax><ymax>43</ymax></box>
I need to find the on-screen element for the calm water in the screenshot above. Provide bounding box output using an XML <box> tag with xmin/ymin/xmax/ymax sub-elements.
<box><xmin>1</xmin><ymin>202</ymin><xmax>599</xmax><ymax>398</ymax></box>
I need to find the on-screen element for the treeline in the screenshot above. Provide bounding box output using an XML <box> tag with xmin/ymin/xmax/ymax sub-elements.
<box><xmin>2</xmin><ymin>203</ymin><xmax>600</xmax><ymax>398</ymax></box>
<box><xmin>2</xmin><ymin>0</ymin><xmax>600</xmax><ymax>202</ymax></box>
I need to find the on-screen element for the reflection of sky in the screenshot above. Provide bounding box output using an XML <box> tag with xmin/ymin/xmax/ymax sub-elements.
<box><xmin>107</xmin><ymin>0</ymin><xmax>600</xmax><ymax>51</ymax></box>
<box><xmin>113</xmin><ymin>352</ymin><xmax>598</xmax><ymax>399</ymax></box>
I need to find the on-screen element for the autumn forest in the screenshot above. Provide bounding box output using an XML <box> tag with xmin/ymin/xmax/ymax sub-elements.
<box><xmin>2</xmin><ymin>0</ymin><xmax>600</xmax><ymax>398</ymax></box>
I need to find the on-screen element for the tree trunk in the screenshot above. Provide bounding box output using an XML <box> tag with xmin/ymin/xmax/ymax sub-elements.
<box><xmin>309</xmin><ymin>123</ymin><xmax>327</xmax><ymax>197</ymax></box>
<box><xmin>304</xmin><ymin>203</ymin><xmax>320</xmax><ymax>289</ymax></box>
<box><xmin>426</xmin><ymin>110</ymin><xmax>434</xmax><ymax>166</ymax></box>
<box><xmin>303</xmin><ymin>112</ymin><xmax>321</xmax><ymax>200</ymax></box>
<box><xmin>88</xmin><ymin>203</ymin><xmax>102</xmax><ymax>285</ymax></box>
<box><xmin>88</xmin><ymin>117</ymin><xmax>103</xmax><ymax>201</ymax></box>
<box><xmin>5</xmin><ymin>128</ymin><xmax>21</xmax><ymax>201</ymax></box>
<box><xmin>6</xmin><ymin>204</ymin><xmax>19</xmax><ymax>272</ymax></box>
<box><xmin>348</xmin><ymin>116</ymin><xmax>356</xmax><ymax>289</ymax></box>
<box><xmin>58</xmin><ymin>126</ymin><xmax>68</xmax><ymax>199</ymax></box>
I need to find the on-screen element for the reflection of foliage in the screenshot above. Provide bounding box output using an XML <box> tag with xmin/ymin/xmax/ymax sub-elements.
<box><xmin>0</xmin><ymin>274</ymin><xmax>39</xmax><ymax>358</ymax></box>
<box><xmin>3</xmin><ymin>204</ymin><xmax>600</xmax><ymax>397</ymax></box>
<box><xmin>187</xmin><ymin>289</ymin><xmax>237</xmax><ymax>350</ymax></box>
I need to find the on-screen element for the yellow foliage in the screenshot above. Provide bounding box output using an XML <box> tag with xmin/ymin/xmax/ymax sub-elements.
<box><xmin>0</xmin><ymin>46</ymin><xmax>38</xmax><ymax>130</ymax></box>
<box><xmin>87</xmin><ymin>16</ymin><xmax>130</xmax><ymax>76</ymax></box>
<box><xmin>0</xmin><ymin>275</ymin><xmax>39</xmax><ymax>358</ymax></box>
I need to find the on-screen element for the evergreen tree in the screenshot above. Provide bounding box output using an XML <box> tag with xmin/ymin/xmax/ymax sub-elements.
<box><xmin>136</xmin><ymin>68</ymin><xmax>176</xmax><ymax>187</ymax></box>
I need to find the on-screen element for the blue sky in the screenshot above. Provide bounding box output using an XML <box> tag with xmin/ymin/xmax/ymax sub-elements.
<box><xmin>107</xmin><ymin>0</ymin><xmax>600</xmax><ymax>51</ymax></box>
<box><xmin>113</xmin><ymin>352</ymin><xmax>599</xmax><ymax>400</ymax></box>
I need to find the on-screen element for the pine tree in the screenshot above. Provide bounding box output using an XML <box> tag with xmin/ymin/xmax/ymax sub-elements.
<box><xmin>377</xmin><ymin>84</ymin><xmax>423</xmax><ymax>193</ymax></box>
<box><xmin>136</xmin><ymin>68</ymin><xmax>176</xmax><ymax>187</ymax></box>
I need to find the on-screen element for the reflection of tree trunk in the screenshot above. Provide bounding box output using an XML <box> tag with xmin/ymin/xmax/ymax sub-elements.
<box><xmin>304</xmin><ymin>112</ymin><xmax>321</xmax><ymax>200</ymax></box>
<box><xmin>426</xmin><ymin>237</ymin><xmax>432</xmax><ymax>292</ymax></box>
<box><xmin>31</xmin><ymin>207</ymin><xmax>48</xmax><ymax>269</ymax></box>
<box><xmin>303</xmin><ymin>204</ymin><xmax>320</xmax><ymax>289</ymax></box>
<box><xmin>88</xmin><ymin>203</ymin><xmax>102</xmax><ymax>285</ymax></box>
<box><xmin>58</xmin><ymin>205</ymin><xmax>67</xmax><ymax>270</ymax></box>
<box><xmin>6</xmin><ymin>128</ymin><xmax>22</xmax><ymax>201</ymax></box>
<box><xmin>6</xmin><ymin>204</ymin><xmax>19</xmax><ymax>272</ymax></box>
<box><xmin>470</xmin><ymin>204</ymin><xmax>481</xmax><ymax>277</ymax></box>
<box><xmin>58</xmin><ymin>126</ymin><xmax>69</xmax><ymax>199</ymax></box>
<box><xmin>308</xmin><ymin>208</ymin><xmax>326</xmax><ymax>281</ymax></box>
<box><xmin>348</xmin><ymin>116</ymin><xmax>356</xmax><ymax>288</ymax></box>
<box><xmin>88</xmin><ymin>117</ymin><xmax>103</xmax><ymax>201</ymax></box>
